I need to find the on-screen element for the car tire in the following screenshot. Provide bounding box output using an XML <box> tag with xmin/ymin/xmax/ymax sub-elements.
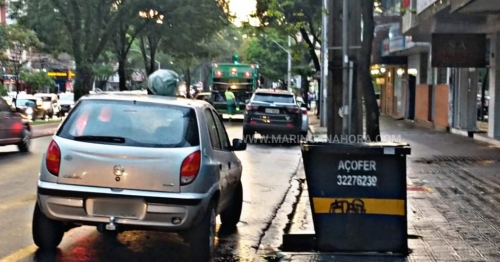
<box><xmin>32</xmin><ymin>203</ymin><xmax>64</xmax><ymax>250</ymax></box>
<box><xmin>220</xmin><ymin>181</ymin><xmax>243</xmax><ymax>228</ymax></box>
<box><xmin>17</xmin><ymin>126</ymin><xmax>31</xmax><ymax>152</ymax></box>
<box><xmin>48</xmin><ymin>112</ymin><xmax>53</xmax><ymax>119</ymax></box>
<box><xmin>243</xmin><ymin>129</ymin><xmax>254</xmax><ymax>143</ymax></box>
<box><xmin>188</xmin><ymin>201</ymin><xmax>216</xmax><ymax>262</ymax></box>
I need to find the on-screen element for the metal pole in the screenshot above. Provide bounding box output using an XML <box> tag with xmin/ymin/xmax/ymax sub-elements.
<box><xmin>320</xmin><ymin>0</ymin><xmax>328</xmax><ymax>127</ymax></box>
<box><xmin>341</xmin><ymin>0</ymin><xmax>350</xmax><ymax>136</ymax></box>
<box><xmin>348</xmin><ymin>61</ymin><xmax>354</xmax><ymax>135</ymax></box>
<box><xmin>287</xmin><ymin>35</ymin><xmax>292</xmax><ymax>92</ymax></box>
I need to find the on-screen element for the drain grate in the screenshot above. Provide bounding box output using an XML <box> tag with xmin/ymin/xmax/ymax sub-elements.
<box><xmin>412</xmin><ymin>156</ymin><xmax>496</xmax><ymax>164</ymax></box>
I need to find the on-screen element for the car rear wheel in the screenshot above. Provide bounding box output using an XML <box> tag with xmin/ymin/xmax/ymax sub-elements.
<box><xmin>220</xmin><ymin>181</ymin><xmax>243</xmax><ymax>228</ymax></box>
<box><xmin>188</xmin><ymin>202</ymin><xmax>216</xmax><ymax>262</ymax></box>
<box><xmin>32</xmin><ymin>203</ymin><xmax>64</xmax><ymax>250</ymax></box>
<box><xmin>243</xmin><ymin>129</ymin><xmax>254</xmax><ymax>143</ymax></box>
<box><xmin>17</xmin><ymin>126</ymin><xmax>30</xmax><ymax>152</ymax></box>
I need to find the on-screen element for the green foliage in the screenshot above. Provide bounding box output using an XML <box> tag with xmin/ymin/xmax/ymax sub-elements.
<box><xmin>0</xmin><ymin>24</ymin><xmax>43</xmax><ymax>61</ymax></box>
<box><xmin>0</xmin><ymin>82</ymin><xmax>8</xmax><ymax>96</ymax></box>
<box><xmin>20</xmin><ymin>71</ymin><xmax>55</xmax><ymax>91</ymax></box>
<box><xmin>244</xmin><ymin>35</ymin><xmax>294</xmax><ymax>81</ymax></box>
<box><xmin>92</xmin><ymin>64</ymin><xmax>116</xmax><ymax>81</ymax></box>
<box><xmin>9</xmin><ymin>0</ymin><xmax>69</xmax><ymax>55</ymax></box>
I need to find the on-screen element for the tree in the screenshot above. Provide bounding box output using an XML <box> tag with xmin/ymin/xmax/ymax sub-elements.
<box><xmin>252</xmin><ymin>0</ymin><xmax>322</xmax><ymax>72</ymax></box>
<box><xmin>9</xmin><ymin>0</ymin><xmax>71</xmax><ymax>55</ymax></box>
<box><xmin>243</xmin><ymin>37</ymin><xmax>288</xmax><ymax>81</ymax></box>
<box><xmin>0</xmin><ymin>24</ymin><xmax>43</xmax><ymax>93</ymax></box>
<box><xmin>20</xmin><ymin>71</ymin><xmax>55</xmax><ymax>91</ymax></box>
<box><xmin>16</xmin><ymin>0</ymin><xmax>166</xmax><ymax>101</ymax></box>
<box><xmin>142</xmin><ymin>0</ymin><xmax>231</xmax><ymax>93</ymax></box>
<box><xmin>112</xmin><ymin>8</ymin><xmax>164</xmax><ymax>91</ymax></box>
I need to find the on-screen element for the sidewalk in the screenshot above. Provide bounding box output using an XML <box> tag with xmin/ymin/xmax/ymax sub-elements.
<box><xmin>279</xmin><ymin>115</ymin><xmax>500</xmax><ymax>261</ymax></box>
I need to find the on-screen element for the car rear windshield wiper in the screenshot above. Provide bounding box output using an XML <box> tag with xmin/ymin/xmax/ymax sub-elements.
<box><xmin>73</xmin><ymin>135</ymin><xmax>126</xmax><ymax>143</ymax></box>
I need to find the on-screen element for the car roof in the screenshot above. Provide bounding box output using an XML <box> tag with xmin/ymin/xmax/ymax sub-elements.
<box><xmin>254</xmin><ymin>88</ymin><xmax>294</xmax><ymax>95</ymax></box>
<box><xmin>81</xmin><ymin>93</ymin><xmax>210</xmax><ymax>109</ymax></box>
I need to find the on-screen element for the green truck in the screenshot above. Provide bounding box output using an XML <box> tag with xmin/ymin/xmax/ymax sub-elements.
<box><xmin>208</xmin><ymin>55</ymin><xmax>260</xmax><ymax>116</ymax></box>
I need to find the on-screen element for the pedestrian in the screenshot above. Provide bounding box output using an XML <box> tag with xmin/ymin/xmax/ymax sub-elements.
<box><xmin>225</xmin><ymin>87</ymin><xmax>236</xmax><ymax>120</ymax></box>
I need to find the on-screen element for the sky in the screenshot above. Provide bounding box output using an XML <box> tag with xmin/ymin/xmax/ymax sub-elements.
<box><xmin>229</xmin><ymin>0</ymin><xmax>257</xmax><ymax>26</ymax></box>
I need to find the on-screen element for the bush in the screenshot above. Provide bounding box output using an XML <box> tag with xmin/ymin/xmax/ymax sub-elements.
<box><xmin>0</xmin><ymin>83</ymin><xmax>7</xmax><ymax>96</ymax></box>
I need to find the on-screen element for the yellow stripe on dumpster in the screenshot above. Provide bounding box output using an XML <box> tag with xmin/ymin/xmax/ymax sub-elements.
<box><xmin>312</xmin><ymin>197</ymin><xmax>405</xmax><ymax>216</ymax></box>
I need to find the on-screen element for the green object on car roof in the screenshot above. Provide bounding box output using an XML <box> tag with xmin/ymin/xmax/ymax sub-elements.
<box><xmin>147</xmin><ymin>69</ymin><xmax>180</xmax><ymax>96</ymax></box>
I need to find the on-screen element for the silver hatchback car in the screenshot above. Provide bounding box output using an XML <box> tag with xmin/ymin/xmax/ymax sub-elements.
<box><xmin>32</xmin><ymin>94</ymin><xmax>246</xmax><ymax>261</ymax></box>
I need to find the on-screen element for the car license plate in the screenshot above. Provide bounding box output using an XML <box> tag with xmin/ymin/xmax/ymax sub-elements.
<box><xmin>91</xmin><ymin>200</ymin><xmax>144</xmax><ymax>219</ymax></box>
<box><xmin>265</xmin><ymin>108</ymin><xmax>279</xmax><ymax>114</ymax></box>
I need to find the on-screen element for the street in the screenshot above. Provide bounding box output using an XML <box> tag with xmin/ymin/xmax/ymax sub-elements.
<box><xmin>0</xmin><ymin>121</ymin><xmax>301</xmax><ymax>262</ymax></box>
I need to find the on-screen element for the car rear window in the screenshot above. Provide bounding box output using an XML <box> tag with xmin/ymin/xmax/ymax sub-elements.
<box><xmin>253</xmin><ymin>94</ymin><xmax>294</xmax><ymax>104</ymax></box>
<box><xmin>57</xmin><ymin>100</ymin><xmax>200</xmax><ymax>148</ymax></box>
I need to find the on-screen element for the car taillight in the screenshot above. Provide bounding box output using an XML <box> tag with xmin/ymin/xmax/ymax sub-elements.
<box><xmin>302</xmin><ymin>108</ymin><xmax>308</xmax><ymax>115</ymax></box>
<box><xmin>180</xmin><ymin>150</ymin><xmax>201</xmax><ymax>185</ymax></box>
<box><xmin>246</xmin><ymin>105</ymin><xmax>259</xmax><ymax>111</ymax></box>
<box><xmin>286</xmin><ymin>107</ymin><xmax>300</xmax><ymax>114</ymax></box>
<box><xmin>46</xmin><ymin>140</ymin><xmax>61</xmax><ymax>176</ymax></box>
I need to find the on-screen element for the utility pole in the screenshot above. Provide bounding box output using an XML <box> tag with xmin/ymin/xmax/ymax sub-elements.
<box><xmin>320</xmin><ymin>0</ymin><xmax>328</xmax><ymax>127</ymax></box>
<box><xmin>287</xmin><ymin>35</ymin><xmax>292</xmax><ymax>92</ymax></box>
<box><xmin>341</xmin><ymin>0</ymin><xmax>350</xmax><ymax>136</ymax></box>
<box><xmin>271</xmin><ymin>37</ymin><xmax>292</xmax><ymax>91</ymax></box>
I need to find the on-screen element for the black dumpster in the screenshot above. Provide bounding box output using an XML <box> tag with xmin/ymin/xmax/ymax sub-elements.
<box><xmin>300</xmin><ymin>141</ymin><xmax>411</xmax><ymax>254</ymax></box>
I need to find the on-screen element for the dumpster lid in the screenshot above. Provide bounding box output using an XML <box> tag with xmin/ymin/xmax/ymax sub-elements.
<box><xmin>300</xmin><ymin>141</ymin><xmax>411</xmax><ymax>155</ymax></box>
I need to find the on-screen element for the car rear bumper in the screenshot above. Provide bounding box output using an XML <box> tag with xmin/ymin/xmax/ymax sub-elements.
<box><xmin>243</xmin><ymin>123</ymin><xmax>301</xmax><ymax>135</ymax></box>
<box><xmin>36</xmin><ymin>180</ymin><xmax>213</xmax><ymax>231</ymax></box>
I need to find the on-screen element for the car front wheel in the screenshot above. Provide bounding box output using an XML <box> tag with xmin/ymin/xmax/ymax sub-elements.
<box><xmin>32</xmin><ymin>203</ymin><xmax>64</xmax><ymax>250</ymax></box>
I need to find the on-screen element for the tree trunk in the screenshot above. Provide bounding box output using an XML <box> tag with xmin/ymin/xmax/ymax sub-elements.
<box><xmin>299</xmin><ymin>28</ymin><xmax>321</xmax><ymax>72</ymax></box>
<box><xmin>360</xmin><ymin>0</ymin><xmax>380</xmax><ymax>141</ymax></box>
<box><xmin>74</xmin><ymin>65</ymin><xmax>93</xmax><ymax>101</ymax></box>
<box><xmin>118</xmin><ymin>60</ymin><xmax>127</xmax><ymax>91</ymax></box>
<box><xmin>186</xmin><ymin>68</ymin><xmax>191</xmax><ymax>97</ymax></box>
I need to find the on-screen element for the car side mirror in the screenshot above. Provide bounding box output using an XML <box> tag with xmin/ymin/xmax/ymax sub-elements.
<box><xmin>231</xmin><ymin>138</ymin><xmax>247</xmax><ymax>151</ymax></box>
<box><xmin>245</xmin><ymin>99</ymin><xmax>250</xmax><ymax>104</ymax></box>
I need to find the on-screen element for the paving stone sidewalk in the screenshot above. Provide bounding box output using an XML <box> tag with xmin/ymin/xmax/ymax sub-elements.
<box><xmin>277</xmin><ymin>115</ymin><xmax>500</xmax><ymax>261</ymax></box>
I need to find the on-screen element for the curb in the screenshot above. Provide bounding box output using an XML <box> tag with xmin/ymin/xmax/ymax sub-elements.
<box><xmin>31</xmin><ymin>123</ymin><xmax>60</xmax><ymax>139</ymax></box>
<box><xmin>450</xmin><ymin>127</ymin><xmax>500</xmax><ymax>147</ymax></box>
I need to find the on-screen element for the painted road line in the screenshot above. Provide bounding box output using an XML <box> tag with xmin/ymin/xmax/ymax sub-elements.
<box><xmin>0</xmin><ymin>227</ymin><xmax>94</xmax><ymax>262</ymax></box>
<box><xmin>312</xmin><ymin>197</ymin><xmax>405</xmax><ymax>216</ymax></box>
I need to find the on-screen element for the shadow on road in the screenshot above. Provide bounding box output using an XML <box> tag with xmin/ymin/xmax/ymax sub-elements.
<box><xmin>27</xmin><ymin>226</ymin><xmax>247</xmax><ymax>262</ymax></box>
<box><xmin>0</xmin><ymin>151</ymin><xmax>30</xmax><ymax>159</ymax></box>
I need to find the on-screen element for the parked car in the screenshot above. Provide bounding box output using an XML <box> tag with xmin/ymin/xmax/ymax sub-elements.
<box><xmin>194</xmin><ymin>92</ymin><xmax>211</xmax><ymax>102</ymax></box>
<box><xmin>0</xmin><ymin>96</ymin><xmax>31</xmax><ymax>151</ymax></box>
<box><xmin>296</xmin><ymin>97</ymin><xmax>309</xmax><ymax>136</ymax></box>
<box><xmin>58</xmin><ymin>92</ymin><xmax>74</xmax><ymax>115</ymax></box>
<box><xmin>15</xmin><ymin>95</ymin><xmax>47</xmax><ymax>121</ymax></box>
<box><xmin>34</xmin><ymin>93</ymin><xmax>61</xmax><ymax>118</ymax></box>
<box><xmin>32</xmin><ymin>94</ymin><xmax>247</xmax><ymax>261</ymax></box>
<box><xmin>243</xmin><ymin>89</ymin><xmax>303</xmax><ymax>140</ymax></box>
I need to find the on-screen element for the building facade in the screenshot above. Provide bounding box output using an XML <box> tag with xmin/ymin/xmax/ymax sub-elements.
<box><xmin>375</xmin><ymin>0</ymin><xmax>500</xmax><ymax>142</ymax></box>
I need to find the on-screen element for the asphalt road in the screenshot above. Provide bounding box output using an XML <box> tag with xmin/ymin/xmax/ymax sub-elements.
<box><xmin>0</xmin><ymin>121</ymin><xmax>301</xmax><ymax>262</ymax></box>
